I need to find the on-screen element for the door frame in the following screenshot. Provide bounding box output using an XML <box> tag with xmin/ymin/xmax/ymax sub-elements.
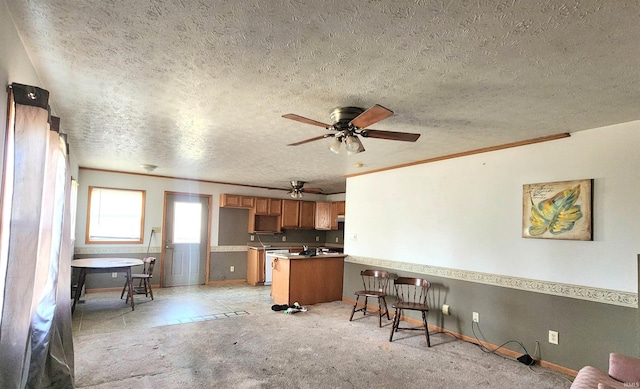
<box><xmin>160</xmin><ymin>191</ymin><xmax>212</xmax><ymax>288</ymax></box>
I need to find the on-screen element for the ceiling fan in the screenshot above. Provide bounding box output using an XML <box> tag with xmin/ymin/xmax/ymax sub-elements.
<box><xmin>283</xmin><ymin>104</ymin><xmax>420</xmax><ymax>154</ymax></box>
<box><xmin>287</xmin><ymin>180</ymin><xmax>321</xmax><ymax>199</ymax></box>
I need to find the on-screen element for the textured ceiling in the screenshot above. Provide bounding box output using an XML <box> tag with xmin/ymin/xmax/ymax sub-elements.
<box><xmin>6</xmin><ymin>0</ymin><xmax>640</xmax><ymax>193</ymax></box>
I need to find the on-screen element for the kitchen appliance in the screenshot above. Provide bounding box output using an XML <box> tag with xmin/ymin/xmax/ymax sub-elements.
<box><xmin>264</xmin><ymin>249</ymin><xmax>289</xmax><ymax>285</ymax></box>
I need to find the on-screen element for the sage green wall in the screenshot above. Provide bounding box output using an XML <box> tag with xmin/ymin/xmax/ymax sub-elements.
<box><xmin>211</xmin><ymin>207</ymin><xmax>344</xmax><ymax>282</ymax></box>
<box><xmin>344</xmin><ymin>261</ymin><xmax>636</xmax><ymax>373</ymax></box>
<box><xmin>71</xmin><ymin>253</ymin><xmax>155</xmax><ymax>289</ymax></box>
<box><xmin>218</xmin><ymin>208</ymin><xmax>250</xmax><ymax>245</ymax></box>
<box><xmin>210</xmin><ymin>252</ymin><xmax>246</xmax><ymax>282</ymax></box>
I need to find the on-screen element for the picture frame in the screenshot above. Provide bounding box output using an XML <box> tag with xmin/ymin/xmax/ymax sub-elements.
<box><xmin>522</xmin><ymin>179</ymin><xmax>593</xmax><ymax>241</ymax></box>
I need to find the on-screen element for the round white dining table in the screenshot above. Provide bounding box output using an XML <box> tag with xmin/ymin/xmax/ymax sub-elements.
<box><xmin>71</xmin><ymin>258</ymin><xmax>144</xmax><ymax>313</ymax></box>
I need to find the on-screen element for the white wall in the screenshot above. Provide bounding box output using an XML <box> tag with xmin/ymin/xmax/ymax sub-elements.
<box><xmin>1</xmin><ymin>0</ymin><xmax>42</xmax><ymax>182</ymax></box>
<box><xmin>345</xmin><ymin>122</ymin><xmax>640</xmax><ymax>293</ymax></box>
<box><xmin>1</xmin><ymin>0</ymin><xmax>79</xmax><ymax>179</ymax></box>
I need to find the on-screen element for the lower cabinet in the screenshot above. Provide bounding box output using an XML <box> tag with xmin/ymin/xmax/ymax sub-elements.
<box><xmin>271</xmin><ymin>256</ymin><xmax>344</xmax><ymax>306</ymax></box>
<box><xmin>247</xmin><ymin>249</ymin><xmax>265</xmax><ymax>286</ymax></box>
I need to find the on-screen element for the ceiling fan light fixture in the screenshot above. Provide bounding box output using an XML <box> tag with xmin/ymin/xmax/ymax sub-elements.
<box><xmin>329</xmin><ymin>136</ymin><xmax>342</xmax><ymax>154</ymax></box>
<box><xmin>345</xmin><ymin>135</ymin><xmax>363</xmax><ymax>154</ymax></box>
<box><xmin>290</xmin><ymin>190</ymin><xmax>303</xmax><ymax>199</ymax></box>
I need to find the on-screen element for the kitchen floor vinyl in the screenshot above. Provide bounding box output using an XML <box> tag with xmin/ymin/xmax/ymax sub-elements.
<box><xmin>72</xmin><ymin>283</ymin><xmax>273</xmax><ymax>336</ymax></box>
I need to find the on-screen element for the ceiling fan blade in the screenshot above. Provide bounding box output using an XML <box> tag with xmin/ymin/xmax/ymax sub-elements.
<box><xmin>349</xmin><ymin>104</ymin><xmax>393</xmax><ymax>129</ymax></box>
<box><xmin>361</xmin><ymin>129</ymin><xmax>420</xmax><ymax>142</ymax></box>
<box><xmin>287</xmin><ymin>134</ymin><xmax>332</xmax><ymax>146</ymax></box>
<box><xmin>303</xmin><ymin>188</ymin><xmax>323</xmax><ymax>194</ymax></box>
<box><xmin>282</xmin><ymin>114</ymin><xmax>332</xmax><ymax>128</ymax></box>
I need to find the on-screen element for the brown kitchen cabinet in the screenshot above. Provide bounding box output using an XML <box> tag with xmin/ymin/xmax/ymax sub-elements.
<box><xmin>299</xmin><ymin>201</ymin><xmax>315</xmax><ymax>229</ymax></box>
<box><xmin>330</xmin><ymin>201</ymin><xmax>339</xmax><ymax>230</ymax></box>
<box><xmin>315</xmin><ymin>202</ymin><xmax>332</xmax><ymax>230</ymax></box>
<box><xmin>336</xmin><ymin>200</ymin><xmax>346</xmax><ymax>216</ymax></box>
<box><xmin>249</xmin><ymin>198</ymin><xmax>282</xmax><ymax>233</ymax></box>
<box><xmin>281</xmin><ymin>200</ymin><xmax>315</xmax><ymax>229</ymax></box>
<box><xmin>281</xmin><ymin>199</ymin><xmax>300</xmax><ymax>229</ymax></box>
<box><xmin>248</xmin><ymin>211</ymin><xmax>281</xmax><ymax>233</ymax></box>
<box><xmin>271</xmin><ymin>255</ymin><xmax>345</xmax><ymax>306</ymax></box>
<box><xmin>317</xmin><ymin>201</ymin><xmax>343</xmax><ymax>230</ymax></box>
<box><xmin>247</xmin><ymin>248</ymin><xmax>265</xmax><ymax>286</ymax></box>
<box><xmin>220</xmin><ymin>194</ymin><xmax>255</xmax><ymax>208</ymax></box>
<box><xmin>255</xmin><ymin>197</ymin><xmax>282</xmax><ymax>215</ymax></box>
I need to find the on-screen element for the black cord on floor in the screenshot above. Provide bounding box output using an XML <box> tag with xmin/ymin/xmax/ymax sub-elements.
<box><xmin>471</xmin><ymin>322</ymin><xmax>576</xmax><ymax>383</ymax></box>
<box><xmin>471</xmin><ymin>321</ymin><xmax>533</xmax><ymax>365</ymax></box>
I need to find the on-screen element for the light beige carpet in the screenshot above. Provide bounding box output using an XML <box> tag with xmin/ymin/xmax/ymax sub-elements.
<box><xmin>73</xmin><ymin>300</ymin><xmax>573</xmax><ymax>388</ymax></box>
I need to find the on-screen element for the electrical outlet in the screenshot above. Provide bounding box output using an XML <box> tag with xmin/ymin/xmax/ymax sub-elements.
<box><xmin>472</xmin><ymin>312</ymin><xmax>479</xmax><ymax>323</ymax></box>
<box><xmin>152</xmin><ymin>227</ymin><xmax>161</xmax><ymax>233</ymax></box>
<box><xmin>282</xmin><ymin>236</ymin><xmax>286</xmax><ymax>242</ymax></box>
<box><xmin>250</xmin><ymin>235</ymin><xmax>254</xmax><ymax>241</ymax></box>
<box><xmin>548</xmin><ymin>330</ymin><xmax>559</xmax><ymax>345</ymax></box>
<box><xmin>230</xmin><ymin>266</ymin><xmax>235</xmax><ymax>272</ymax></box>
<box><xmin>111</xmin><ymin>272</ymin><xmax>117</xmax><ymax>278</ymax></box>
<box><xmin>442</xmin><ymin>304</ymin><xmax>450</xmax><ymax>316</ymax></box>
<box><xmin>335</xmin><ymin>237</ymin><xmax>339</xmax><ymax>242</ymax></box>
<box><xmin>315</xmin><ymin>236</ymin><xmax>319</xmax><ymax>242</ymax></box>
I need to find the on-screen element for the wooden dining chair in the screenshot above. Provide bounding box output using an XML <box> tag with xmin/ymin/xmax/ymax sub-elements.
<box><xmin>389</xmin><ymin>276</ymin><xmax>432</xmax><ymax>347</ymax></box>
<box><xmin>349</xmin><ymin>269</ymin><xmax>391</xmax><ymax>327</ymax></box>
<box><xmin>120</xmin><ymin>257</ymin><xmax>156</xmax><ymax>303</ymax></box>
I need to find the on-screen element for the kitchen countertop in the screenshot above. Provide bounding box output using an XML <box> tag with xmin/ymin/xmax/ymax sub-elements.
<box><xmin>271</xmin><ymin>252</ymin><xmax>346</xmax><ymax>259</ymax></box>
<box><xmin>247</xmin><ymin>244</ymin><xmax>343</xmax><ymax>251</ymax></box>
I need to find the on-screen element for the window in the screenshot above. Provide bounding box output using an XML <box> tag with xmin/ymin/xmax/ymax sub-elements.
<box><xmin>86</xmin><ymin>186</ymin><xmax>145</xmax><ymax>244</ymax></box>
<box><xmin>172</xmin><ymin>201</ymin><xmax>202</xmax><ymax>244</ymax></box>
<box><xmin>70</xmin><ymin>179</ymin><xmax>78</xmax><ymax>241</ymax></box>
<box><xmin>0</xmin><ymin>90</ymin><xmax>16</xmax><ymax>316</ymax></box>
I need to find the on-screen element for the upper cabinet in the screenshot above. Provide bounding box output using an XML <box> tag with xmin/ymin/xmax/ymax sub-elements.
<box><xmin>317</xmin><ymin>201</ymin><xmax>344</xmax><ymax>230</ymax></box>
<box><xmin>330</xmin><ymin>202</ymin><xmax>339</xmax><ymax>230</ymax></box>
<box><xmin>220</xmin><ymin>194</ymin><xmax>255</xmax><ymax>208</ymax></box>
<box><xmin>255</xmin><ymin>197</ymin><xmax>282</xmax><ymax>216</ymax></box>
<box><xmin>281</xmin><ymin>200</ymin><xmax>315</xmax><ymax>229</ymax></box>
<box><xmin>221</xmin><ymin>194</ymin><xmax>344</xmax><ymax>232</ymax></box>
<box><xmin>299</xmin><ymin>201</ymin><xmax>315</xmax><ymax>229</ymax></box>
<box><xmin>250</xmin><ymin>197</ymin><xmax>282</xmax><ymax>233</ymax></box>
<box><xmin>281</xmin><ymin>200</ymin><xmax>300</xmax><ymax>229</ymax></box>
<box><xmin>315</xmin><ymin>202</ymin><xmax>332</xmax><ymax>230</ymax></box>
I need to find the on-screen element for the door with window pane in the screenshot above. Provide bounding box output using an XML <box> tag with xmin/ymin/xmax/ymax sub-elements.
<box><xmin>163</xmin><ymin>193</ymin><xmax>210</xmax><ymax>287</ymax></box>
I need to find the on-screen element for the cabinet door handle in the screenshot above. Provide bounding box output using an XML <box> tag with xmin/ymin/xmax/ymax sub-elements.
<box><xmin>271</xmin><ymin>258</ymin><xmax>278</xmax><ymax>268</ymax></box>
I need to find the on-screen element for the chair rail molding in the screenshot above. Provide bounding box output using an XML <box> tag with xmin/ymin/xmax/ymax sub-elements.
<box><xmin>75</xmin><ymin>245</ymin><xmax>249</xmax><ymax>255</ymax></box>
<box><xmin>345</xmin><ymin>256</ymin><xmax>638</xmax><ymax>308</ymax></box>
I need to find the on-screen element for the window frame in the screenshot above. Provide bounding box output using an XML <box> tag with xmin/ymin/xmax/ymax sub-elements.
<box><xmin>85</xmin><ymin>186</ymin><xmax>146</xmax><ymax>244</ymax></box>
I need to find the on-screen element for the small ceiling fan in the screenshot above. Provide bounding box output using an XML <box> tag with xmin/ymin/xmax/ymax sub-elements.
<box><xmin>283</xmin><ymin>104</ymin><xmax>420</xmax><ymax>154</ymax></box>
<box><xmin>287</xmin><ymin>180</ymin><xmax>321</xmax><ymax>199</ymax></box>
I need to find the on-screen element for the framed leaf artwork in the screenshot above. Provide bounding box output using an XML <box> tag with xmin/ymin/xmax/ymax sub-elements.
<box><xmin>522</xmin><ymin>179</ymin><xmax>593</xmax><ymax>241</ymax></box>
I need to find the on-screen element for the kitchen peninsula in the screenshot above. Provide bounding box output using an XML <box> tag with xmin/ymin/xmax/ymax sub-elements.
<box><xmin>270</xmin><ymin>252</ymin><xmax>346</xmax><ymax>306</ymax></box>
